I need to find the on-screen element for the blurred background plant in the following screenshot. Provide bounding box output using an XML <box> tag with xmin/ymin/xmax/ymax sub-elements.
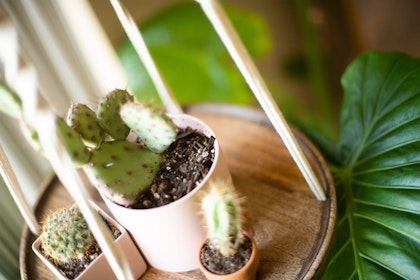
<box><xmin>0</xmin><ymin>0</ymin><xmax>419</xmax><ymax>279</ymax></box>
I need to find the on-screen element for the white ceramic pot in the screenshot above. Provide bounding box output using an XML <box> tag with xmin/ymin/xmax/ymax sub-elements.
<box><xmin>102</xmin><ymin>114</ymin><xmax>232</xmax><ymax>272</ymax></box>
<box><xmin>32</xmin><ymin>203</ymin><xmax>147</xmax><ymax>280</ymax></box>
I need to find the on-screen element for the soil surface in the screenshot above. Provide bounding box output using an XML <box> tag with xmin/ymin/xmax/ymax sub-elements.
<box><xmin>134</xmin><ymin>127</ymin><xmax>215</xmax><ymax>209</ymax></box>
<box><xmin>40</xmin><ymin>218</ymin><xmax>121</xmax><ymax>279</ymax></box>
<box><xmin>200</xmin><ymin>235</ymin><xmax>252</xmax><ymax>275</ymax></box>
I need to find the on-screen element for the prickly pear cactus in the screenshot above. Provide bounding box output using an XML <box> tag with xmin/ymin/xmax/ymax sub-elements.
<box><xmin>96</xmin><ymin>89</ymin><xmax>133</xmax><ymax>140</ymax></box>
<box><xmin>67</xmin><ymin>103</ymin><xmax>104</xmax><ymax>148</ymax></box>
<box><xmin>202</xmin><ymin>180</ymin><xmax>244</xmax><ymax>257</ymax></box>
<box><xmin>40</xmin><ymin>206</ymin><xmax>95</xmax><ymax>263</ymax></box>
<box><xmin>120</xmin><ymin>102</ymin><xmax>177</xmax><ymax>154</ymax></box>
<box><xmin>83</xmin><ymin>141</ymin><xmax>162</xmax><ymax>206</ymax></box>
<box><xmin>56</xmin><ymin>117</ymin><xmax>91</xmax><ymax>167</ymax></box>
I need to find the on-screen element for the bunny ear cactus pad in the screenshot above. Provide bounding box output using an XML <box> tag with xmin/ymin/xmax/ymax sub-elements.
<box><xmin>56</xmin><ymin>117</ymin><xmax>91</xmax><ymax>167</ymax></box>
<box><xmin>41</xmin><ymin>206</ymin><xmax>95</xmax><ymax>263</ymax></box>
<box><xmin>120</xmin><ymin>102</ymin><xmax>177</xmax><ymax>154</ymax></box>
<box><xmin>96</xmin><ymin>89</ymin><xmax>133</xmax><ymax>140</ymax></box>
<box><xmin>67</xmin><ymin>103</ymin><xmax>104</xmax><ymax>148</ymax></box>
<box><xmin>83</xmin><ymin>141</ymin><xmax>162</xmax><ymax>206</ymax></box>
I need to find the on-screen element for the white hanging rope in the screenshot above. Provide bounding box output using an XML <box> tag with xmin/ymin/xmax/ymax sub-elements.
<box><xmin>195</xmin><ymin>0</ymin><xmax>326</xmax><ymax>201</ymax></box>
<box><xmin>110</xmin><ymin>0</ymin><xmax>183</xmax><ymax>114</ymax></box>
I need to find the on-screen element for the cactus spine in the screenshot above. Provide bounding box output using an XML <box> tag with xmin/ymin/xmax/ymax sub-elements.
<box><xmin>201</xmin><ymin>180</ymin><xmax>244</xmax><ymax>257</ymax></box>
<box><xmin>40</xmin><ymin>206</ymin><xmax>95</xmax><ymax>263</ymax></box>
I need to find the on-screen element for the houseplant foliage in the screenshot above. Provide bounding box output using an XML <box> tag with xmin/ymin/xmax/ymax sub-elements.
<box><xmin>308</xmin><ymin>51</ymin><xmax>420</xmax><ymax>279</ymax></box>
<box><xmin>118</xmin><ymin>2</ymin><xmax>272</xmax><ymax>106</ymax></box>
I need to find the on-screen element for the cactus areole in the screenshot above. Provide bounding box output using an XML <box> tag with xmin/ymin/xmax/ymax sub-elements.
<box><xmin>62</xmin><ymin>89</ymin><xmax>216</xmax><ymax>208</ymax></box>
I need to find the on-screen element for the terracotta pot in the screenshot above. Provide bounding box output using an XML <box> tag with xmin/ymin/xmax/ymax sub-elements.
<box><xmin>32</xmin><ymin>203</ymin><xmax>147</xmax><ymax>280</ymax></box>
<box><xmin>198</xmin><ymin>230</ymin><xmax>260</xmax><ymax>280</ymax></box>
<box><xmin>102</xmin><ymin>113</ymin><xmax>232</xmax><ymax>272</ymax></box>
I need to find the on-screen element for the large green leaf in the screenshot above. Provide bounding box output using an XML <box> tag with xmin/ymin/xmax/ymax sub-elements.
<box><xmin>118</xmin><ymin>2</ymin><xmax>271</xmax><ymax>106</ymax></box>
<box><xmin>320</xmin><ymin>51</ymin><xmax>420</xmax><ymax>279</ymax></box>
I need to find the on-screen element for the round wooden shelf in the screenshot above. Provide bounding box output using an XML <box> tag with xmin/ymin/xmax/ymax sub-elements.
<box><xmin>20</xmin><ymin>104</ymin><xmax>336</xmax><ymax>279</ymax></box>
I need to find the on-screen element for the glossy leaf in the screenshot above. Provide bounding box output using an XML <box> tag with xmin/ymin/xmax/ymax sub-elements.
<box><xmin>118</xmin><ymin>2</ymin><xmax>271</xmax><ymax>106</ymax></box>
<box><xmin>321</xmin><ymin>51</ymin><xmax>420</xmax><ymax>279</ymax></box>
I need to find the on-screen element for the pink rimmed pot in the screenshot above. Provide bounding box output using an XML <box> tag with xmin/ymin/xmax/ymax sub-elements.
<box><xmin>102</xmin><ymin>114</ymin><xmax>232</xmax><ymax>272</ymax></box>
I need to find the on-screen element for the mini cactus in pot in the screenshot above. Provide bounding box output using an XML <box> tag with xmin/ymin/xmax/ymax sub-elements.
<box><xmin>40</xmin><ymin>206</ymin><xmax>97</xmax><ymax>268</ymax></box>
<box><xmin>198</xmin><ymin>180</ymin><xmax>259</xmax><ymax>280</ymax></box>
<box><xmin>58</xmin><ymin>88</ymin><xmax>232</xmax><ymax>271</ymax></box>
<box><xmin>32</xmin><ymin>203</ymin><xmax>147</xmax><ymax>280</ymax></box>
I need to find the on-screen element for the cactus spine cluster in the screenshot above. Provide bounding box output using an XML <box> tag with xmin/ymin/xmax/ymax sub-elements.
<box><xmin>201</xmin><ymin>180</ymin><xmax>244</xmax><ymax>257</ymax></box>
<box><xmin>40</xmin><ymin>206</ymin><xmax>95</xmax><ymax>263</ymax></box>
<box><xmin>58</xmin><ymin>88</ymin><xmax>178</xmax><ymax>206</ymax></box>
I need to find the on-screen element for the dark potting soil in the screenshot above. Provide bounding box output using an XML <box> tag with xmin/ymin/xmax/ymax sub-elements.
<box><xmin>200</xmin><ymin>235</ymin><xmax>253</xmax><ymax>275</ymax></box>
<box><xmin>134</xmin><ymin>127</ymin><xmax>215</xmax><ymax>209</ymax></box>
<box><xmin>40</xmin><ymin>218</ymin><xmax>121</xmax><ymax>279</ymax></box>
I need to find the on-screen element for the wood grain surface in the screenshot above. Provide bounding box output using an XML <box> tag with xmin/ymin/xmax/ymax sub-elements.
<box><xmin>20</xmin><ymin>105</ymin><xmax>336</xmax><ymax>279</ymax></box>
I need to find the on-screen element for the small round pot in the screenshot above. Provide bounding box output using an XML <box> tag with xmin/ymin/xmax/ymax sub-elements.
<box><xmin>102</xmin><ymin>114</ymin><xmax>232</xmax><ymax>272</ymax></box>
<box><xmin>198</xmin><ymin>230</ymin><xmax>260</xmax><ymax>280</ymax></box>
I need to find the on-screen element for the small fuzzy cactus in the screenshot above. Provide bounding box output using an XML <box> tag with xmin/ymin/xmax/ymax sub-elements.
<box><xmin>40</xmin><ymin>206</ymin><xmax>95</xmax><ymax>263</ymax></box>
<box><xmin>201</xmin><ymin>180</ymin><xmax>244</xmax><ymax>257</ymax></box>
